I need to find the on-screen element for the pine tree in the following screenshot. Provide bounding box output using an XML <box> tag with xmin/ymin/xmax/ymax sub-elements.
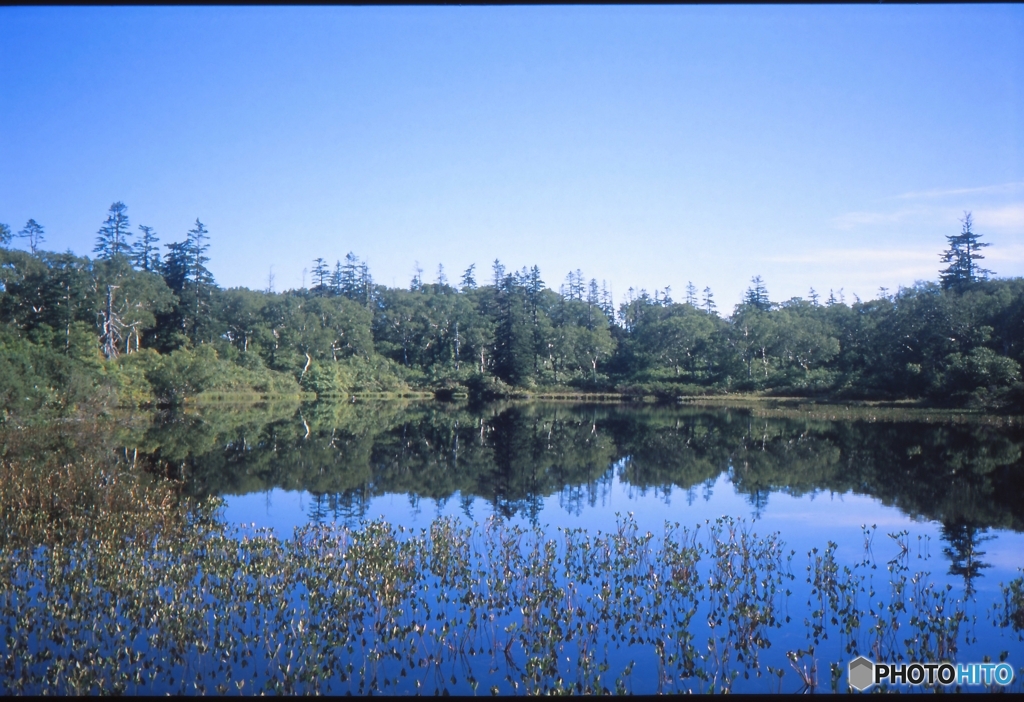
<box><xmin>940</xmin><ymin>212</ymin><xmax>993</xmax><ymax>291</ymax></box>
<box><xmin>330</xmin><ymin>260</ymin><xmax>344</xmax><ymax>295</ymax></box>
<box><xmin>744</xmin><ymin>275</ymin><xmax>770</xmax><ymax>311</ymax></box>
<box><xmin>180</xmin><ymin>218</ymin><xmax>215</xmax><ymax>343</ymax></box>
<box><xmin>132</xmin><ymin>225</ymin><xmax>161</xmax><ymax>271</ymax></box>
<box><xmin>563</xmin><ymin>269</ymin><xmax>586</xmax><ymax>301</ymax></box>
<box><xmin>94</xmin><ymin>202</ymin><xmax>133</xmax><ymax>259</ymax></box>
<box><xmin>311</xmin><ymin>257</ymin><xmax>329</xmax><ymax>296</ymax></box>
<box><xmin>18</xmin><ymin>219</ymin><xmax>45</xmax><ymax>253</ymax></box>
<box><xmin>527</xmin><ymin>266</ymin><xmax>544</xmax><ymax>305</ymax></box>
<box><xmin>493</xmin><ymin>280</ymin><xmax>533</xmax><ymax>386</ymax></box>
<box><xmin>358</xmin><ymin>260</ymin><xmax>373</xmax><ymax>306</ymax></box>
<box><xmin>600</xmin><ymin>281</ymin><xmax>614</xmax><ymax>320</ymax></box>
<box><xmin>339</xmin><ymin>252</ymin><xmax>361</xmax><ymax>299</ymax></box>
<box><xmin>808</xmin><ymin>287</ymin><xmax>820</xmax><ymax>306</ymax></box>
<box><xmin>161</xmin><ymin>241</ymin><xmax>190</xmax><ymax>294</ymax></box>
<box><xmin>160</xmin><ymin>240</ymin><xmax>191</xmax><ymax>340</ymax></box>
<box><xmin>685</xmin><ymin>281</ymin><xmax>698</xmax><ymax>306</ymax></box>
<box><xmin>461</xmin><ymin>264</ymin><xmax>477</xmax><ymax>290</ymax></box>
<box><xmin>703</xmin><ymin>286</ymin><xmax>717</xmax><ymax>316</ymax></box>
<box><xmin>0</xmin><ymin>223</ymin><xmax>11</xmax><ymax>246</ymax></box>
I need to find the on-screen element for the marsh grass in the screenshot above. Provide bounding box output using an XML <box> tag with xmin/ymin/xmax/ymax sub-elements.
<box><xmin>2</xmin><ymin>502</ymin><xmax>1022</xmax><ymax>695</ymax></box>
<box><xmin>0</xmin><ymin>423</ymin><xmax>185</xmax><ymax>548</ymax></box>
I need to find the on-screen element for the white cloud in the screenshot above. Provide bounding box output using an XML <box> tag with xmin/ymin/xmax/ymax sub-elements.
<box><xmin>972</xmin><ymin>204</ymin><xmax>1024</xmax><ymax>230</ymax></box>
<box><xmin>893</xmin><ymin>181</ymin><xmax>1024</xmax><ymax>201</ymax></box>
<box><xmin>983</xmin><ymin>242</ymin><xmax>1024</xmax><ymax>264</ymax></box>
<box><xmin>832</xmin><ymin>200</ymin><xmax>1024</xmax><ymax>235</ymax></box>
<box><xmin>831</xmin><ymin>208</ymin><xmax>926</xmax><ymax>231</ymax></box>
<box><xmin>767</xmin><ymin>248</ymin><xmax>936</xmax><ymax>265</ymax></box>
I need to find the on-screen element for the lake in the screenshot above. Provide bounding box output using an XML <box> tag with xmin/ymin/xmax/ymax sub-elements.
<box><xmin>3</xmin><ymin>400</ymin><xmax>1024</xmax><ymax>694</ymax></box>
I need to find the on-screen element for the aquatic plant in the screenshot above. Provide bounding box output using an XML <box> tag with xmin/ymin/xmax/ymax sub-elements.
<box><xmin>2</xmin><ymin>505</ymin><xmax>1022</xmax><ymax>695</ymax></box>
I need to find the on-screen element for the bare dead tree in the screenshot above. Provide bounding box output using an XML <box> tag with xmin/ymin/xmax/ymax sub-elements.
<box><xmin>100</xmin><ymin>285</ymin><xmax>124</xmax><ymax>360</ymax></box>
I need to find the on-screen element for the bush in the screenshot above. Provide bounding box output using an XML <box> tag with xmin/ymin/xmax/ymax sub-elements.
<box><xmin>465</xmin><ymin>373</ymin><xmax>516</xmax><ymax>402</ymax></box>
<box><xmin>933</xmin><ymin>348</ymin><xmax>1021</xmax><ymax>408</ymax></box>
<box><xmin>145</xmin><ymin>346</ymin><xmax>300</xmax><ymax>404</ymax></box>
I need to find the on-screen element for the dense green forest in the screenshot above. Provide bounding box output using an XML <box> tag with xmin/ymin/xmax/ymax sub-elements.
<box><xmin>1</xmin><ymin>204</ymin><xmax>1022</xmax><ymax>418</ymax></box>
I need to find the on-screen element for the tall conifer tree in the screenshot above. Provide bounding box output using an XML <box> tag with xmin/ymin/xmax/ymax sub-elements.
<box><xmin>18</xmin><ymin>219</ymin><xmax>45</xmax><ymax>253</ymax></box>
<box><xmin>132</xmin><ymin>225</ymin><xmax>160</xmax><ymax>271</ymax></box>
<box><xmin>940</xmin><ymin>212</ymin><xmax>993</xmax><ymax>291</ymax></box>
<box><xmin>94</xmin><ymin>202</ymin><xmax>133</xmax><ymax>259</ymax></box>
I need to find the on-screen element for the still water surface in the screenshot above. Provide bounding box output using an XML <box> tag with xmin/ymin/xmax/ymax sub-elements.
<box><xmin>8</xmin><ymin>400</ymin><xmax>986</xmax><ymax>693</ymax></box>
<box><xmin>132</xmin><ymin>400</ymin><xmax>1024</xmax><ymax>690</ymax></box>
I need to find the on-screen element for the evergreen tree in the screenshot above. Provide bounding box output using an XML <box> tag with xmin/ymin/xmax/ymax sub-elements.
<box><xmin>94</xmin><ymin>202</ymin><xmax>133</xmax><ymax>259</ymax></box>
<box><xmin>527</xmin><ymin>266</ymin><xmax>545</xmax><ymax>311</ymax></box>
<box><xmin>339</xmin><ymin>252</ymin><xmax>361</xmax><ymax>299</ymax></box>
<box><xmin>161</xmin><ymin>241</ymin><xmax>190</xmax><ymax>295</ymax></box>
<box><xmin>163</xmin><ymin>218</ymin><xmax>216</xmax><ymax>344</ymax></box>
<box><xmin>311</xmin><ymin>257</ymin><xmax>329</xmax><ymax>297</ymax></box>
<box><xmin>493</xmin><ymin>276</ymin><xmax>534</xmax><ymax>385</ymax></box>
<box><xmin>600</xmin><ymin>281</ymin><xmax>614</xmax><ymax>320</ymax></box>
<box><xmin>461</xmin><ymin>264</ymin><xmax>477</xmax><ymax>290</ymax></box>
<box><xmin>0</xmin><ymin>223</ymin><xmax>11</xmax><ymax>246</ymax></box>
<box><xmin>703</xmin><ymin>286</ymin><xmax>716</xmax><ymax>316</ymax></box>
<box><xmin>330</xmin><ymin>260</ymin><xmax>344</xmax><ymax>295</ymax></box>
<box><xmin>562</xmin><ymin>269</ymin><xmax>587</xmax><ymax>301</ymax></box>
<box><xmin>686</xmin><ymin>281</ymin><xmax>698</xmax><ymax>306</ymax></box>
<box><xmin>157</xmin><ymin>240</ymin><xmax>192</xmax><ymax>347</ymax></box>
<box><xmin>18</xmin><ymin>219</ymin><xmax>45</xmax><ymax>253</ymax></box>
<box><xmin>808</xmin><ymin>287</ymin><xmax>820</xmax><ymax>306</ymax></box>
<box><xmin>940</xmin><ymin>212</ymin><xmax>993</xmax><ymax>291</ymax></box>
<box><xmin>436</xmin><ymin>263</ymin><xmax>448</xmax><ymax>287</ymax></box>
<box><xmin>744</xmin><ymin>275</ymin><xmax>771</xmax><ymax>311</ymax></box>
<box><xmin>357</xmin><ymin>260</ymin><xmax>373</xmax><ymax>306</ymax></box>
<box><xmin>132</xmin><ymin>224</ymin><xmax>161</xmax><ymax>271</ymax></box>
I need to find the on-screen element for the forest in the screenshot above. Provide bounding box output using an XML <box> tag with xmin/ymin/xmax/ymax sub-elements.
<box><xmin>1</xmin><ymin>203</ymin><xmax>1022</xmax><ymax>419</ymax></box>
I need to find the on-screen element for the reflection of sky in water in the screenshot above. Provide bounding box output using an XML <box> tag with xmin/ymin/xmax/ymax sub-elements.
<box><xmin>221</xmin><ymin>461</ymin><xmax>1024</xmax><ymax>600</ymax></box>
<box><xmin>220</xmin><ymin>458</ymin><xmax>1024</xmax><ymax>685</ymax></box>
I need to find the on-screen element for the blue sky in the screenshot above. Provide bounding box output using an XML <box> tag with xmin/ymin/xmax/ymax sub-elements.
<box><xmin>2</xmin><ymin>5</ymin><xmax>1022</xmax><ymax>309</ymax></box>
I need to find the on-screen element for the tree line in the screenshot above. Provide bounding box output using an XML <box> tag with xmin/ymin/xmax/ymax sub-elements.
<box><xmin>1</xmin><ymin>203</ymin><xmax>1021</xmax><ymax>416</ymax></box>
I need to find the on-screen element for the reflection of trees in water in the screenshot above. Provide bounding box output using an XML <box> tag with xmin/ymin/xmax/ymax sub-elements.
<box><xmin>557</xmin><ymin>466</ymin><xmax>615</xmax><ymax>517</ymax></box>
<box><xmin>940</xmin><ymin>519</ymin><xmax>994</xmax><ymax>596</ymax></box>
<box><xmin>702</xmin><ymin>477</ymin><xmax>715</xmax><ymax>502</ymax></box>
<box><xmin>119</xmin><ymin>401</ymin><xmax>1024</xmax><ymax>531</ymax></box>
<box><xmin>618</xmin><ymin>458</ymin><xmax>678</xmax><ymax>506</ymax></box>
<box><xmin>747</xmin><ymin>488</ymin><xmax>770</xmax><ymax>519</ymax></box>
<box><xmin>307</xmin><ymin>490</ymin><xmax>370</xmax><ymax>527</ymax></box>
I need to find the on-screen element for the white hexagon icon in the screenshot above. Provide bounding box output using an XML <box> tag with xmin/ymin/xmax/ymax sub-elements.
<box><xmin>848</xmin><ymin>656</ymin><xmax>874</xmax><ymax>691</ymax></box>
